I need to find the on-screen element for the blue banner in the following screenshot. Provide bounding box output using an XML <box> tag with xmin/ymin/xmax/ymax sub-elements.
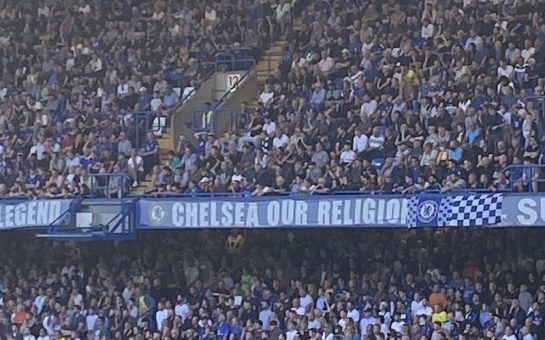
<box><xmin>501</xmin><ymin>195</ymin><xmax>545</xmax><ymax>226</ymax></box>
<box><xmin>407</xmin><ymin>195</ymin><xmax>442</xmax><ymax>227</ymax></box>
<box><xmin>0</xmin><ymin>199</ymin><xmax>73</xmax><ymax>229</ymax></box>
<box><xmin>137</xmin><ymin>193</ymin><xmax>508</xmax><ymax>229</ymax></box>
<box><xmin>138</xmin><ymin>196</ymin><xmax>410</xmax><ymax>228</ymax></box>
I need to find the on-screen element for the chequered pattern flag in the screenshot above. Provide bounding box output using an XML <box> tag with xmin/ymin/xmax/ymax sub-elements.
<box><xmin>441</xmin><ymin>193</ymin><xmax>503</xmax><ymax>227</ymax></box>
<box><xmin>408</xmin><ymin>193</ymin><xmax>503</xmax><ymax>227</ymax></box>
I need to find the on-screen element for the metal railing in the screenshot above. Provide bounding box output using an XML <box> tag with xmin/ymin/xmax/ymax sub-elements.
<box><xmin>85</xmin><ymin>173</ymin><xmax>129</xmax><ymax>198</ymax></box>
<box><xmin>176</xmin><ymin>62</ymin><xmax>216</xmax><ymax>110</ymax></box>
<box><xmin>190</xmin><ymin>68</ymin><xmax>254</xmax><ymax>134</ymax></box>
<box><xmin>215</xmin><ymin>48</ymin><xmax>256</xmax><ymax>72</ymax></box>
<box><xmin>124</xmin><ymin>111</ymin><xmax>162</xmax><ymax>149</ymax></box>
<box><xmin>139</xmin><ymin>188</ymin><xmax>509</xmax><ymax>199</ymax></box>
<box><xmin>503</xmin><ymin>164</ymin><xmax>545</xmax><ymax>192</ymax></box>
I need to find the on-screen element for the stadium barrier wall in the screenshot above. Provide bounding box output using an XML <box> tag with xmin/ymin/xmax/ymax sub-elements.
<box><xmin>0</xmin><ymin>193</ymin><xmax>544</xmax><ymax>231</ymax></box>
<box><xmin>136</xmin><ymin>193</ymin><xmax>545</xmax><ymax>229</ymax></box>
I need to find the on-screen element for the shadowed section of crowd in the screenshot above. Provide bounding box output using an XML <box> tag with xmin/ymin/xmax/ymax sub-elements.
<box><xmin>0</xmin><ymin>229</ymin><xmax>544</xmax><ymax>340</ymax></box>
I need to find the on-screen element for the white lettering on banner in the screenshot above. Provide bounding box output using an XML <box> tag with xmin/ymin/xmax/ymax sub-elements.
<box><xmin>362</xmin><ymin>199</ymin><xmax>376</xmax><ymax>224</ymax></box>
<box><xmin>172</xmin><ymin>202</ymin><xmax>184</xmax><ymax>227</ymax></box>
<box><xmin>280</xmin><ymin>200</ymin><xmax>294</xmax><ymax>225</ymax></box>
<box><xmin>189</xmin><ymin>202</ymin><xmax>199</xmax><ymax>227</ymax></box>
<box><xmin>354</xmin><ymin>199</ymin><xmax>362</xmax><ymax>224</ymax></box>
<box><xmin>331</xmin><ymin>200</ymin><xmax>342</xmax><ymax>225</ymax></box>
<box><xmin>295</xmin><ymin>201</ymin><xmax>308</xmax><ymax>225</ymax></box>
<box><xmin>0</xmin><ymin>201</ymin><xmax>62</xmax><ymax>228</ymax></box>
<box><xmin>377</xmin><ymin>199</ymin><xmax>385</xmax><ymax>222</ymax></box>
<box><xmin>210</xmin><ymin>202</ymin><xmax>219</xmax><ymax>227</ymax></box>
<box><xmin>234</xmin><ymin>203</ymin><xmax>245</xmax><ymax>226</ymax></box>
<box><xmin>267</xmin><ymin>201</ymin><xmax>280</xmax><ymax>226</ymax></box>
<box><xmin>221</xmin><ymin>202</ymin><xmax>233</xmax><ymax>225</ymax></box>
<box><xmin>386</xmin><ymin>200</ymin><xmax>400</xmax><ymax>223</ymax></box>
<box><xmin>517</xmin><ymin>198</ymin><xmax>545</xmax><ymax>225</ymax></box>
<box><xmin>172</xmin><ymin>201</ymin><xmax>260</xmax><ymax>227</ymax></box>
<box><xmin>28</xmin><ymin>201</ymin><xmax>37</xmax><ymax>225</ymax></box>
<box><xmin>5</xmin><ymin>205</ymin><xmax>13</xmax><ymax>227</ymax></box>
<box><xmin>246</xmin><ymin>203</ymin><xmax>259</xmax><ymax>226</ymax></box>
<box><xmin>317</xmin><ymin>201</ymin><xmax>330</xmax><ymax>225</ymax></box>
<box><xmin>343</xmin><ymin>201</ymin><xmax>353</xmax><ymax>224</ymax></box>
<box><xmin>199</xmin><ymin>203</ymin><xmax>209</xmax><ymax>227</ymax></box>
<box><xmin>164</xmin><ymin>199</ymin><xmax>408</xmax><ymax>228</ymax></box>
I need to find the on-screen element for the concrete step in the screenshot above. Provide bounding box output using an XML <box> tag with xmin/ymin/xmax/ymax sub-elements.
<box><xmin>158</xmin><ymin>138</ymin><xmax>173</xmax><ymax>151</ymax></box>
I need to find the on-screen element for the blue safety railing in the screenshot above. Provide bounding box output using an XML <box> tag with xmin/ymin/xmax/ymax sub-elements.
<box><xmin>37</xmin><ymin>198</ymin><xmax>136</xmax><ymax>241</ymax></box>
<box><xmin>139</xmin><ymin>188</ymin><xmax>508</xmax><ymax>199</ymax></box>
<box><xmin>503</xmin><ymin>164</ymin><xmax>545</xmax><ymax>192</ymax></box>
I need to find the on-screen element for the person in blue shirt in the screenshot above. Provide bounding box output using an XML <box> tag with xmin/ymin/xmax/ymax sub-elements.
<box><xmin>140</xmin><ymin>132</ymin><xmax>159</xmax><ymax>175</ymax></box>
<box><xmin>162</xmin><ymin>87</ymin><xmax>180</xmax><ymax>108</ymax></box>
<box><xmin>216</xmin><ymin>313</ymin><xmax>231</xmax><ymax>340</ymax></box>
<box><xmin>137</xmin><ymin>87</ymin><xmax>152</xmax><ymax>110</ymax></box>
<box><xmin>449</xmin><ymin>141</ymin><xmax>463</xmax><ymax>162</ymax></box>
<box><xmin>310</xmin><ymin>83</ymin><xmax>326</xmax><ymax>107</ymax></box>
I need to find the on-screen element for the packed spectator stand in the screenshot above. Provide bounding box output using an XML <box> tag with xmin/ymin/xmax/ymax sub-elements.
<box><xmin>0</xmin><ymin>0</ymin><xmax>544</xmax><ymax>197</ymax></box>
<box><xmin>149</xmin><ymin>0</ymin><xmax>545</xmax><ymax>196</ymax></box>
<box><xmin>0</xmin><ymin>0</ymin><xmax>290</xmax><ymax>198</ymax></box>
<box><xmin>0</xmin><ymin>229</ymin><xmax>544</xmax><ymax>340</ymax></box>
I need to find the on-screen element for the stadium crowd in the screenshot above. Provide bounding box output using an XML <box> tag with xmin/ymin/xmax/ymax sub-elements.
<box><xmin>152</xmin><ymin>0</ymin><xmax>545</xmax><ymax>196</ymax></box>
<box><xmin>0</xmin><ymin>0</ymin><xmax>545</xmax><ymax>197</ymax></box>
<box><xmin>0</xmin><ymin>229</ymin><xmax>545</xmax><ymax>340</ymax></box>
<box><xmin>0</xmin><ymin>0</ymin><xmax>295</xmax><ymax>198</ymax></box>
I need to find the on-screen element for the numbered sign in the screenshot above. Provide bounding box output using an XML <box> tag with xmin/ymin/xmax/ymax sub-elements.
<box><xmin>227</xmin><ymin>73</ymin><xmax>241</xmax><ymax>91</ymax></box>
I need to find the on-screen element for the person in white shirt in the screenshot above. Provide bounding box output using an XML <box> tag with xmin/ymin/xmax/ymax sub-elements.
<box><xmin>272</xmin><ymin>130</ymin><xmax>289</xmax><ymax>149</ymax></box>
<box><xmin>360</xmin><ymin>95</ymin><xmax>378</xmax><ymax>118</ymax></box>
<box><xmin>263</xmin><ymin>116</ymin><xmax>277</xmax><ymax>135</ymax></box>
<box><xmin>299</xmin><ymin>288</ymin><xmax>314</xmax><ymax>312</ymax></box>
<box><xmin>308</xmin><ymin>312</ymin><xmax>321</xmax><ymax>329</ymax></box>
<box><xmin>521</xmin><ymin>39</ymin><xmax>535</xmax><ymax>62</ymax></box>
<box><xmin>175</xmin><ymin>296</ymin><xmax>189</xmax><ymax>321</ymax></box>
<box><xmin>390</xmin><ymin>312</ymin><xmax>406</xmax><ymax>334</ymax></box>
<box><xmin>421</xmin><ymin>18</ymin><xmax>434</xmax><ymax>39</ymax></box>
<box><xmin>340</xmin><ymin>142</ymin><xmax>357</xmax><ymax>164</ymax></box>
<box><xmin>368</xmin><ymin>127</ymin><xmax>385</xmax><ymax>151</ymax></box>
<box><xmin>259</xmin><ymin>84</ymin><xmax>275</xmax><ymax>105</ymax></box>
<box><xmin>318</xmin><ymin>50</ymin><xmax>335</xmax><ymax>76</ymax></box>
<box><xmin>286</xmin><ymin>321</ymin><xmax>299</xmax><ymax>340</ymax></box>
<box><xmin>353</xmin><ymin>128</ymin><xmax>369</xmax><ymax>154</ymax></box>
<box><xmin>411</xmin><ymin>293</ymin><xmax>424</xmax><ymax>318</ymax></box>
<box><xmin>291</xmin><ymin>298</ymin><xmax>306</xmax><ymax>316</ymax></box>
<box><xmin>86</xmin><ymin>310</ymin><xmax>98</xmax><ymax>331</ymax></box>
<box><xmin>156</xmin><ymin>302</ymin><xmax>169</xmax><ymax>330</ymax></box>
<box><xmin>464</xmin><ymin>30</ymin><xmax>483</xmax><ymax>51</ymax></box>
<box><xmin>34</xmin><ymin>288</ymin><xmax>47</xmax><ymax>314</ymax></box>
<box><xmin>497</xmin><ymin>60</ymin><xmax>514</xmax><ymax>79</ymax></box>
<box><xmin>415</xmin><ymin>298</ymin><xmax>433</xmax><ymax>317</ymax></box>
<box><xmin>128</xmin><ymin>148</ymin><xmax>144</xmax><ymax>187</ymax></box>
<box><xmin>117</xmin><ymin>79</ymin><xmax>129</xmax><ymax>96</ymax></box>
<box><xmin>347</xmin><ymin>302</ymin><xmax>360</xmax><ymax>322</ymax></box>
<box><xmin>150</xmin><ymin>91</ymin><xmax>162</xmax><ymax>112</ymax></box>
<box><xmin>502</xmin><ymin>326</ymin><xmax>517</xmax><ymax>340</ymax></box>
<box><xmin>520</xmin><ymin>326</ymin><xmax>534</xmax><ymax>340</ymax></box>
